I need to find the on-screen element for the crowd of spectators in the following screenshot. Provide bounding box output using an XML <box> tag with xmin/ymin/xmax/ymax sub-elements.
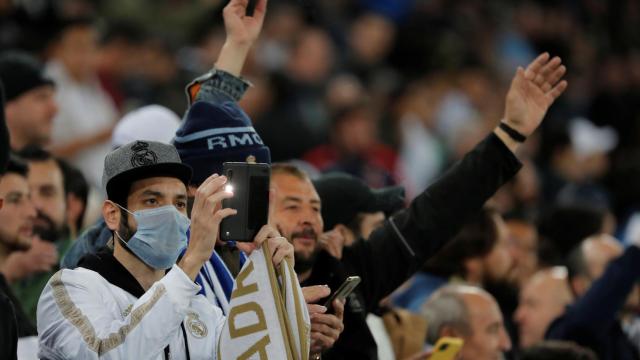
<box><xmin>1</xmin><ymin>0</ymin><xmax>640</xmax><ymax>359</ymax></box>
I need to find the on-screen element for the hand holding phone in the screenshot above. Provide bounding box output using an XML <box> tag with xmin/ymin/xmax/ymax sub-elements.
<box><xmin>323</xmin><ymin>276</ymin><xmax>361</xmax><ymax>313</ymax></box>
<box><xmin>220</xmin><ymin>162</ymin><xmax>270</xmax><ymax>242</ymax></box>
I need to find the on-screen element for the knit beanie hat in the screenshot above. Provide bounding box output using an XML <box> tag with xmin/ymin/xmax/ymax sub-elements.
<box><xmin>0</xmin><ymin>51</ymin><xmax>54</xmax><ymax>102</ymax></box>
<box><xmin>174</xmin><ymin>101</ymin><xmax>271</xmax><ymax>185</ymax></box>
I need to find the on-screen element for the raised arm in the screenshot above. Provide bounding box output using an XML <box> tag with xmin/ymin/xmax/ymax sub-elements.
<box><xmin>494</xmin><ymin>52</ymin><xmax>567</xmax><ymax>153</ymax></box>
<box><xmin>216</xmin><ymin>0</ymin><xmax>267</xmax><ymax>77</ymax></box>
<box><xmin>349</xmin><ymin>54</ymin><xmax>568</xmax><ymax>306</ymax></box>
<box><xmin>187</xmin><ymin>0</ymin><xmax>267</xmax><ymax>105</ymax></box>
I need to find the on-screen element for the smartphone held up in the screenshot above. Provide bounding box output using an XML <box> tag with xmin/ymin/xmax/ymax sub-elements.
<box><xmin>220</xmin><ymin>162</ymin><xmax>271</xmax><ymax>242</ymax></box>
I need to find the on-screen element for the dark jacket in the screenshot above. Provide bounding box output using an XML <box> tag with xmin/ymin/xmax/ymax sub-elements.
<box><xmin>546</xmin><ymin>245</ymin><xmax>640</xmax><ymax>360</ymax></box>
<box><xmin>0</xmin><ymin>275</ymin><xmax>18</xmax><ymax>360</ymax></box>
<box><xmin>303</xmin><ymin>133</ymin><xmax>522</xmax><ymax>359</ymax></box>
<box><xmin>0</xmin><ymin>273</ymin><xmax>36</xmax><ymax>338</ymax></box>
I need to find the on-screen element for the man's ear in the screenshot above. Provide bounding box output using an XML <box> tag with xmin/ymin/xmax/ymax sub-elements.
<box><xmin>571</xmin><ymin>276</ymin><xmax>589</xmax><ymax>297</ymax></box>
<box><xmin>334</xmin><ymin>224</ymin><xmax>356</xmax><ymax>246</ymax></box>
<box><xmin>464</xmin><ymin>257</ymin><xmax>484</xmax><ymax>284</ymax></box>
<box><xmin>103</xmin><ymin>201</ymin><xmax>121</xmax><ymax>231</ymax></box>
<box><xmin>440</xmin><ymin>325</ymin><xmax>463</xmax><ymax>338</ymax></box>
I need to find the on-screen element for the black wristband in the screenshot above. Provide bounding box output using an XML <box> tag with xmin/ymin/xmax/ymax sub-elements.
<box><xmin>499</xmin><ymin>122</ymin><xmax>527</xmax><ymax>142</ymax></box>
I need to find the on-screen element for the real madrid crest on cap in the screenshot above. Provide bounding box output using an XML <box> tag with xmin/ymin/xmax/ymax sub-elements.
<box><xmin>130</xmin><ymin>141</ymin><xmax>158</xmax><ymax>167</ymax></box>
<box><xmin>186</xmin><ymin>312</ymin><xmax>208</xmax><ymax>338</ymax></box>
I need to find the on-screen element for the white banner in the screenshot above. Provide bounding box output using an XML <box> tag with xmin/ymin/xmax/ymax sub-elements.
<box><xmin>218</xmin><ymin>243</ymin><xmax>310</xmax><ymax>360</ymax></box>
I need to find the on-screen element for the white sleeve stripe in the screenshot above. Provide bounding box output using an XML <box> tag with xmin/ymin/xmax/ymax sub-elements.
<box><xmin>389</xmin><ymin>215</ymin><xmax>416</xmax><ymax>258</ymax></box>
<box><xmin>50</xmin><ymin>270</ymin><xmax>167</xmax><ymax>356</ymax></box>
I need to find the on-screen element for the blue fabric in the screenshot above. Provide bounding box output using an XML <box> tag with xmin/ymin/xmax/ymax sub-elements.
<box><xmin>546</xmin><ymin>246</ymin><xmax>640</xmax><ymax>360</ymax></box>
<box><xmin>390</xmin><ymin>272</ymin><xmax>448</xmax><ymax>313</ymax></box>
<box><xmin>359</xmin><ymin>0</ymin><xmax>414</xmax><ymax>22</ymax></box>
<box><xmin>174</xmin><ymin>100</ymin><xmax>271</xmax><ymax>185</ymax></box>
<box><xmin>60</xmin><ymin>219</ymin><xmax>112</xmax><ymax>269</ymax></box>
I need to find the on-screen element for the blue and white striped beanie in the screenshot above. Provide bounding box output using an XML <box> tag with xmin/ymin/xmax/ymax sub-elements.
<box><xmin>174</xmin><ymin>101</ymin><xmax>271</xmax><ymax>185</ymax></box>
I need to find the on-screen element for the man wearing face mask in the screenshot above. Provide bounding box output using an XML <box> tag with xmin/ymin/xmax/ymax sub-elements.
<box><xmin>37</xmin><ymin>140</ymin><xmax>294</xmax><ymax>359</ymax></box>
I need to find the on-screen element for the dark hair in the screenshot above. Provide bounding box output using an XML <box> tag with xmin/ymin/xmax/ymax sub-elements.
<box><xmin>16</xmin><ymin>145</ymin><xmax>54</xmax><ymax>162</ymax></box>
<box><xmin>566</xmin><ymin>241</ymin><xmax>590</xmax><ymax>280</ymax></box>
<box><xmin>56</xmin><ymin>159</ymin><xmax>89</xmax><ymax>230</ymax></box>
<box><xmin>423</xmin><ymin>207</ymin><xmax>499</xmax><ymax>278</ymax></box>
<box><xmin>100</xmin><ymin>20</ymin><xmax>145</xmax><ymax>46</ymax></box>
<box><xmin>0</xmin><ymin>81</ymin><xmax>9</xmax><ymax>175</ymax></box>
<box><xmin>51</xmin><ymin>16</ymin><xmax>96</xmax><ymax>44</ymax></box>
<box><xmin>537</xmin><ymin>205</ymin><xmax>606</xmax><ymax>264</ymax></box>
<box><xmin>5</xmin><ymin>155</ymin><xmax>29</xmax><ymax>177</ymax></box>
<box><xmin>520</xmin><ymin>341</ymin><xmax>598</xmax><ymax>360</ymax></box>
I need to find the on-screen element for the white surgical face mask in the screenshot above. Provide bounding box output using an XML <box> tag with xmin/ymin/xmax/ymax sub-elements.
<box><xmin>114</xmin><ymin>203</ymin><xmax>190</xmax><ymax>270</ymax></box>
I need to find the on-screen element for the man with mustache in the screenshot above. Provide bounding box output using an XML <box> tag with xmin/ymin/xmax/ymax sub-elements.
<box><xmin>0</xmin><ymin>156</ymin><xmax>37</xmax><ymax>339</ymax></box>
<box><xmin>1</xmin><ymin>146</ymin><xmax>69</xmax><ymax>323</ymax></box>
<box><xmin>269</xmin><ymin>52</ymin><xmax>568</xmax><ymax>359</ymax></box>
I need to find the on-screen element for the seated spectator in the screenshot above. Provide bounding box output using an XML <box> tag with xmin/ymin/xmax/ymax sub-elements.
<box><xmin>303</xmin><ymin>75</ymin><xmax>398</xmax><ymax>188</ymax></box>
<box><xmin>2</xmin><ymin>146</ymin><xmax>69</xmax><ymax>323</ymax></box>
<box><xmin>421</xmin><ymin>284</ymin><xmax>512</xmax><ymax>360</ymax></box>
<box><xmin>546</xmin><ymin>234</ymin><xmax>640</xmax><ymax>359</ymax></box>
<box><xmin>56</xmin><ymin>159</ymin><xmax>88</xmax><ymax>240</ymax></box>
<box><xmin>503</xmin><ymin>213</ymin><xmax>539</xmax><ymax>287</ymax></box>
<box><xmin>520</xmin><ymin>341</ymin><xmax>598</xmax><ymax>360</ymax></box>
<box><xmin>0</xmin><ymin>51</ymin><xmax>57</xmax><ymax>151</ymax></box>
<box><xmin>536</xmin><ymin>204</ymin><xmax>614</xmax><ymax>266</ymax></box>
<box><xmin>392</xmin><ymin>207</ymin><xmax>512</xmax><ymax>313</ymax></box>
<box><xmin>0</xmin><ymin>156</ymin><xmax>37</xmax><ymax>339</ymax></box>
<box><xmin>46</xmin><ymin>17</ymin><xmax>118</xmax><ymax>189</ymax></box>
<box><xmin>514</xmin><ymin>267</ymin><xmax>573</xmax><ymax>348</ymax></box>
<box><xmin>0</xmin><ymin>83</ymin><xmax>19</xmax><ymax>360</ymax></box>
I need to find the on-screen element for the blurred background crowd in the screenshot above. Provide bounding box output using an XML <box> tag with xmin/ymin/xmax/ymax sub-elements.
<box><xmin>2</xmin><ymin>0</ymin><xmax>640</xmax><ymax>359</ymax></box>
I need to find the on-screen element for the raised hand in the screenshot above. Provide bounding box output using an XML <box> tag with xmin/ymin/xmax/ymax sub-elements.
<box><xmin>302</xmin><ymin>286</ymin><xmax>345</xmax><ymax>355</ymax></box>
<box><xmin>223</xmin><ymin>0</ymin><xmax>268</xmax><ymax>47</ymax></box>
<box><xmin>503</xmin><ymin>53</ymin><xmax>568</xmax><ymax>137</ymax></box>
<box><xmin>216</xmin><ymin>0</ymin><xmax>268</xmax><ymax>77</ymax></box>
<box><xmin>180</xmin><ymin>174</ymin><xmax>236</xmax><ymax>280</ymax></box>
<box><xmin>319</xmin><ymin>229</ymin><xmax>346</xmax><ymax>260</ymax></box>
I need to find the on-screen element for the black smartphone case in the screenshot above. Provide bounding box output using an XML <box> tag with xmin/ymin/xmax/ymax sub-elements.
<box><xmin>220</xmin><ymin>162</ymin><xmax>270</xmax><ymax>242</ymax></box>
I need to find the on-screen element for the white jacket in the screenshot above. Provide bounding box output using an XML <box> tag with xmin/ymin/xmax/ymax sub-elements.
<box><xmin>37</xmin><ymin>264</ymin><xmax>224</xmax><ymax>360</ymax></box>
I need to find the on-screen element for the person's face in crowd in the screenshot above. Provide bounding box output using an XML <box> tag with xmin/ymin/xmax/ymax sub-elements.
<box><xmin>358</xmin><ymin>211</ymin><xmax>385</xmax><ymax>240</ymax></box>
<box><xmin>289</xmin><ymin>29</ymin><xmax>334</xmax><ymax>84</ymax></box>
<box><xmin>572</xmin><ymin>235</ymin><xmax>622</xmax><ymax>297</ymax></box>
<box><xmin>4</xmin><ymin>85</ymin><xmax>58</xmax><ymax>149</ymax></box>
<box><xmin>482</xmin><ymin>214</ymin><xmax>514</xmax><ymax>283</ymax></box>
<box><xmin>348</xmin><ymin>13</ymin><xmax>396</xmax><ymax>66</ymax></box>
<box><xmin>54</xmin><ymin>25</ymin><xmax>98</xmax><ymax>81</ymax></box>
<box><xmin>505</xmin><ymin>219</ymin><xmax>539</xmax><ymax>287</ymax></box>
<box><xmin>333</xmin><ymin>108</ymin><xmax>377</xmax><ymax>156</ymax></box>
<box><xmin>271</xmin><ymin>173</ymin><xmax>323</xmax><ymax>273</ymax></box>
<box><xmin>575</xmin><ymin>235</ymin><xmax>640</xmax><ymax>311</ymax></box>
<box><xmin>514</xmin><ymin>269</ymin><xmax>572</xmax><ymax>348</ymax></box>
<box><xmin>459</xmin><ymin>292</ymin><xmax>512</xmax><ymax>360</ymax></box>
<box><xmin>0</xmin><ymin>173</ymin><xmax>36</xmax><ymax>252</ymax></box>
<box><xmin>113</xmin><ymin>177</ymin><xmax>188</xmax><ymax>239</ymax></box>
<box><xmin>27</xmin><ymin>159</ymin><xmax>67</xmax><ymax>241</ymax></box>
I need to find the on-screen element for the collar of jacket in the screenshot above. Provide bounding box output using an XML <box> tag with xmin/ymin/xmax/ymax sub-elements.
<box><xmin>78</xmin><ymin>250</ymin><xmax>145</xmax><ymax>298</ymax></box>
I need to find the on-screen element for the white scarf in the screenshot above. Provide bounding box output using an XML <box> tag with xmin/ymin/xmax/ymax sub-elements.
<box><xmin>218</xmin><ymin>243</ymin><xmax>310</xmax><ymax>359</ymax></box>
